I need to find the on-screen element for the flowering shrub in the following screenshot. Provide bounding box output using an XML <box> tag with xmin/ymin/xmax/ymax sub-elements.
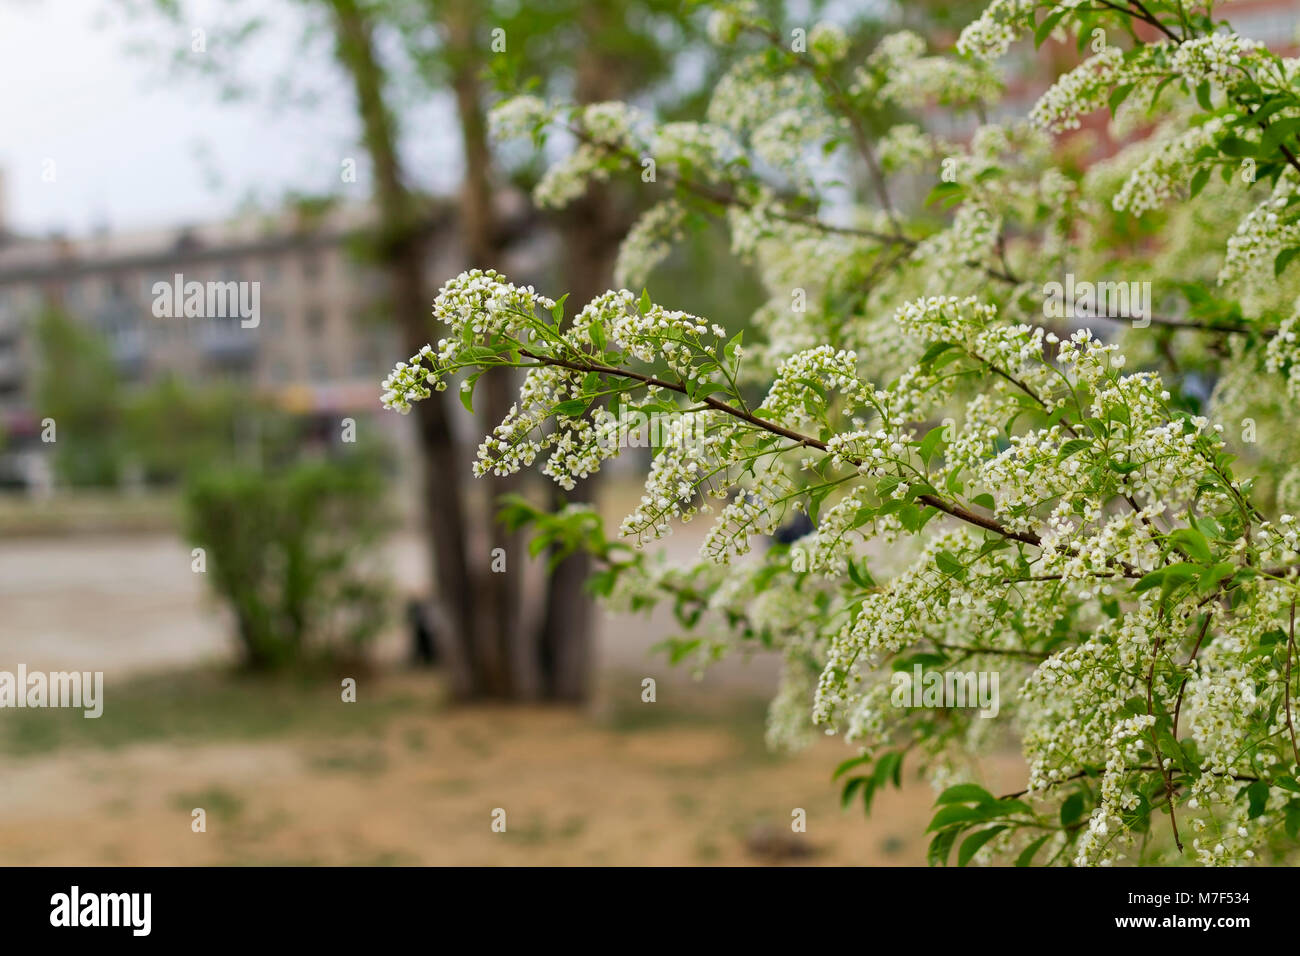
<box><xmin>384</xmin><ymin>0</ymin><xmax>1300</xmax><ymax>865</ymax></box>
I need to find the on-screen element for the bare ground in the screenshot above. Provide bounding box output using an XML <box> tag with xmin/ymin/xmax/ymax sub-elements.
<box><xmin>0</xmin><ymin>504</ymin><xmax>1026</xmax><ymax>866</ymax></box>
<box><xmin>0</xmin><ymin>672</ymin><xmax>1026</xmax><ymax>866</ymax></box>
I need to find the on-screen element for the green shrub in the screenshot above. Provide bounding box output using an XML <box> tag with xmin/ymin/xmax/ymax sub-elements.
<box><xmin>183</xmin><ymin>456</ymin><xmax>391</xmax><ymax>670</ymax></box>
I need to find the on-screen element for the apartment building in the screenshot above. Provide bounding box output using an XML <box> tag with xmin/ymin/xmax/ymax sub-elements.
<box><xmin>0</xmin><ymin>190</ymin><xmax>548</xmax><ymax>487</ymax></box>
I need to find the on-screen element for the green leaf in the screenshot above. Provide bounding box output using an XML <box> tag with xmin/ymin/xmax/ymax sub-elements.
<box><xmin>1108</xmin><ymin>83</ymin><xmax>1136</xmax><ymax>115</ymax></box>
<box><xmin>1015</xmin><ymin>833</ymin><xmax>1052</xmax><ymax>867</ymax></box>
<box><xmin>988</xmin><ymin>798</ymin><xmax>1035</xmax><ymax>818</ymax></box>
<box><xmin>873</xmin><ymin>751</ymin><xmax>904</xmax><ymax>789</ymax></box>
<box><xmin>1167</xmin><ymin>528</ymin><xmax>1212</xmax><ymax>564</ymax></box>
<box><xmin>958</xmin><ymin>826</ymin><xmax>1007</xmax><ymax>867</ymax></box>
<box><xmin>918</xmin><ymin>425</ymin><xmax>947</xmax><ymax>467</ymax></box>
<box><xmin>638</xmin><ymin>288</ymin><xmax>652</xmax><ymax>315</ymax></box>
<box><xmin>724</xmin><ymin>330</ymin><xmax>744</xmax><ymax>365</ymax></box>
<box><xmin>919</xmin><ymin>341</ymin><xmax>957</xmax><ymax>366</ymax></box>
<box><xmin>832</xmin><ymin>754</ymin><xmax>872</xmax><ymax>781</ymax></box>
<box><xmin>1217</xmin><ymin>135</ymin><xmax>1257</xmax><ymax>158</ymax></box>
<box><xmin>1247</xmin><ymin>780</ymin><xmax>1269</xmax><ymax>819</ymax></box>
<box><xmin>554</xmin><ymin>398</ymin><xmax>591</xmax><ymax>418</ymax></box>
<box><xmin>1276</xmin><ymin>247</ymin><xmax>1300</xmax><ymax>277</ymax></box>
<box><xmin>928</xmin><ymin>827</ymin><xmax>959</xmax><ymax>867</ymax></box>
<box><xmin>1286</xmin><ymin>801</ymin><xmax>1300</xmax><ymax>839</ymax></box>
<box><xmin>926</xmin><ymin>805</ymin><xmax>983</xmax><ymax>832</ymax></box>
<box><xmin>840</xmin><ymin>776</ymin><xmax>866</xmax><ymax>808</ymax></box>
<box><xmin>1060</xmin><ymin>791</ymin><xmax>1086</xmax><ymax>827</ymax></box>
<box><xmin>1033</xmin><ymin>6</ymin><xmax>1069</xmax><ymax>47</ymax></box>
<box><xmin>1188</xmin><ymin>166</ymin><xmax>1212</xmax><ymax>198</ymax></box>
<box><xmin>551</xmin><ymin>293</ymin><xmax>569</xmax><ymax>324</ymax></box>
<box><xmin>1273</xmin><ymin>776</ymin><xmax>1300</xmax><ymax>794</ymax></box>
<box><xmin>1195</xmin><ymin>80</ymin><xmax>1213</xmax><ymax>111</ymax></box>
<box><xmin>934</xmin><ymin>783</ymin><xmax>995</xmax><ymax>806</ymax></box>
<box><xmin>1158</xmin><ymin>730</ymin><xmax>1193</xmax><ymax>774</ymax></box>
<box><xmin>935</xmin><ymin>551</ymin><xmax>964</xmax><ymax>577</ymax></box>
<box><xmin>924</xmin><ymin>181</ymin><xmax>962</xmax><ymax>207</ymax></box>
<box><xmin>1056</xmin><ymin>438</ymin><xmax>1092</xmax><ymax>461</ymax></box>
<box><xmin>1133</xmin><ymin>568</ymin><xmax>1167</xmax><ymax>593</ymax></box>
<box><xmin>459</xmin><ymin>373</ymin><xmax>481</xmax><ymax>413</ymax></box>
<box><xmin>1198</xmin><ymin>562</ymin><xmax>1235</xmax><ymax>594</ymax></box>
<box><xmin>1133</xmin><ymin>563</ymin><xmax>1199</xmax><ymax>596</ymax></box>
<box><xmin>1261</xmin><ymin>117</ymin><xmax>1300</xmax><ymax>154</ymax></box>
<box><xmin>847</xmin><ymin>560</ymin><xmax>876</xmax><ymax>591</ymax></box>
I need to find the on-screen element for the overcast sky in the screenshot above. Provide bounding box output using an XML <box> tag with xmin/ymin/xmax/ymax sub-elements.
<box><xmin>0</xmin><ymin>0</ymin><xmax>460</xmax><ymax>237</ymax></box>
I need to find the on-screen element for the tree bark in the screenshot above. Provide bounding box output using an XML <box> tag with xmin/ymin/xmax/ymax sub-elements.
<box><xmin>537</xmin><ymin>0</ymin><xmax>629</xmax><ymax>701</ymax></box>
<box><xmin>327</xmin><ymin>0</ymin><xmax>479</xmax><ymax>696</ymax></box>
<box><xmin>443</xmin><ymin>1</ymin><xmax>521</xmax><ymax>697</ymax></box>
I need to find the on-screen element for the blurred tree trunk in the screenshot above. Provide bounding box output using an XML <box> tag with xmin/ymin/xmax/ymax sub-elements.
<box><xmin>442</xmin><ymin>1</ymin><xmax>520</xmax><ymax>697</ymax></box>
<box><xmin>538</xmin><ymin>0</ymin><xmax>629</xmax><ymax>701</ymax></box>
<box><xmin>327</xmin><ymin>0</ymin><xmax>481</xmax><ymax>696</ymax></box>
<box><xmin>334</xmin><ymin>0</ymin><xmax>634</xmax><ymax>702</ymax></box>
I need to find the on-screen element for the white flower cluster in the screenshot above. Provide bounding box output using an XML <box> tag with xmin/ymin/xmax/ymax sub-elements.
<box><xmin>706</xmin><ymin>0</ymin><xmax>756</xmax><ymax>46</ymax></box>
<box><xmin>1030</xmin><ymin>47</ymin><xmax>1126</xmax><ymax>133</ymax></box>
<box><xmin>1074</xmin><ymin>713</ymin><xmax>1158</xmax><ymax>866</ymax></box>
<box><xmin>653</xmin><ymin>122</ymin><xmax>739</xmax><ymax>182</ymax></box>
<box><xmin>1264</xmin><ymin>304</ymin><xmax>1300</xmax><ymax>399</ymax></box>
<box><xmin>804</xmin><ymin>488</ymin><xmax>904</xmax><ymax>576</ymax></box>
<box><xmin>876</xmin><ymin>124</ymin><xmax>942</xmax><ymax>174</ymax></box>
<box><xmin>613</xmin><ymin>200</ymin><xmax>688</xmax><ymax>289</ymax></box>
<box><xmin>621</xmin><ymin>410</ymin><xmax>726</xmax><ymax>544</ymax></box>
<box><xmin>1170</xmin><ymin>33</ymin><xmax>1265</xmax><ymax>89</ymax></box>
<box><xmin>856</xmin><ymin>30</ymin><xmax>1000</xmax><ymax>109</ymax></box>
<box><xmin>382</xmin><ymin>0</ymin><xmax>1300</xmax><ymax>865</ymax></box>
<box><xmin>909</xmin><ymin>204</ymin><xmax>1003</xmax><ymax>292</ymax></box>
<box><xmin>758</xmin><ymin>345</ymin><xmax>871</xmax><ymax>430</ymax></box>
<box><xmin>533</xmin><ymin>102</ymin><xmax>642</xmax><ymax>209</ymax></box>
<box><xmin>707</xmin><ymin>54</ymin><xmax>839</xmax><ymax>181</ymax></box>
<box><xmin>808</xmin><ymin>22</ymin><xmax>850</xmax><ymax>67</ymax></box>
<box><xmin>380</xmin><ymin>269</ymin><xmax>556</xmax><ymax>413</ymax></box>
<box><xmin>702</xmin><ymin>469</ymin><xmax>801</xmax><ymax>561</ymax></box>
<box><xmin>956</xmin><ymin>0</ymin><xmax>1038</xmax><ymax>62</ymax></box>
<box><xmin>488</xmin><ymin>95</ymin><xmax>551</xmax><ymax>143</ymax></box>
<box><xmin>1111</xmin><ymin>118</ymin><xmax>1229</xmax><ymax>217</ymax></box>
<box><xmin>1218</xmin><ymin>169</ymin><xmax>1300</xmax><ymax>288</ymax></box>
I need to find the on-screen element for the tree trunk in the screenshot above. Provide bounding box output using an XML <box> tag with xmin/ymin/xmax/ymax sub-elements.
<box><xmin>443</xmin><ymin>2</ymin><xmax>521</xmax><ymax>697</ymax></box>
<box><xmin>328</xmin><ymin>0</ymin><xmax>479</xmax><ymax>695</ymax></box>
<box><xmin>537</xmin><ymin>0</ymin><xmax>628</xmax><ymax>701</ymax></box>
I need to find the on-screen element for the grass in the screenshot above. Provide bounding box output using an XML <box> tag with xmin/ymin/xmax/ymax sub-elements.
<box><xmin>0</xmin><ymin>490</ymin><xmax>181</xmax><ymax>536</ymax></box>
<box><xmin>0</xmin><ymin>667</ymin><xmax>425</xmax><ymax>756</ymax></box>
<box><xmin>170</xmin><ymin>786</ymin><xmax>244</xmax><ymax>821</ymax></box>
<box><xmin>0</xmin><ymin>664</ymin><xmax>778</xmax><ymax>760</ymax></box>
<box><xmin>595</xmin><ymin>675</ymin><xmax>781</xmax><ymax>766</ymax></box>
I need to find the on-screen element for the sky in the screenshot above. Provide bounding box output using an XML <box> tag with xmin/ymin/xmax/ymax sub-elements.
<box><xmin>0</xmin><ymin>0</ymin><xmax>460</xmax><ymax>237</ymax></box>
